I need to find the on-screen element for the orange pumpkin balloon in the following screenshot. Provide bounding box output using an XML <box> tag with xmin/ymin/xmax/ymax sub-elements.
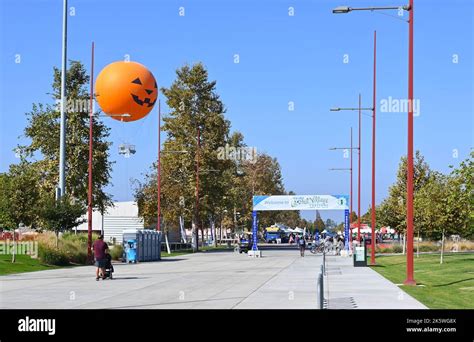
<box><xmin>95</xmin><ymin>61</ymin><xmax>157</xmax><ymax>122</ymax></box>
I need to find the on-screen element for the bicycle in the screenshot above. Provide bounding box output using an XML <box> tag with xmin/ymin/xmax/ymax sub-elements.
<box><xmin>310</xmin><ymin>241</ymin><xmax>325</xmax><ymax>254</ymax></box>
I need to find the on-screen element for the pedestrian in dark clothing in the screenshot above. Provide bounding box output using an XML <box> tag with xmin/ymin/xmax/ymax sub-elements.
<box><xmin>92</xmin><ymin>235</ymin><xmax>109</xmax><ymax>281</ymax></box>
<box><xmin>298</xmin><ymin>237</ymin><xmax>306</xmax><ymax>257</ymax></box>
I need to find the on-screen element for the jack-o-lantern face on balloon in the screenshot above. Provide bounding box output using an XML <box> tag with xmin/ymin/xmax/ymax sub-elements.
<box><xmin>95</xmin><ymin>61</ymin><xmax>157</xmax><ymax>122</ymax></box>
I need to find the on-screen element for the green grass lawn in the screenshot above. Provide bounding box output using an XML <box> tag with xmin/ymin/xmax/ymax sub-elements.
<box><xmin>0</xmin><ymin>254</ymin><xmax>59</xmax><ymax>276</ymax></box>
<box><xmin>372</xmin><ymin>253</ymin><xmax>474</xmax><ymax>309</ymax></box>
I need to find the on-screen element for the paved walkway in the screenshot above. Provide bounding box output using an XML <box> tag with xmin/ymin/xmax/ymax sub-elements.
<box><xmin>323</xmin><ymin>254</ymin><xmax>427</xmax><ymax>309</ymax></box>
<box><xmin>0</xmin><ymin>250</ymin><xmax>426</xmax><ymax>309</ymax></box>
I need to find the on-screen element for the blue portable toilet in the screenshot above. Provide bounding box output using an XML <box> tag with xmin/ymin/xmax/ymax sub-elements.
<box><xmin>145</xmin><ymin>230</ymin><xmax>151</xmax><ymax>261</ymax></box>
<box><xmin>122</xmin><ymin>229</ymin><xmax>162</xmax><ymax>262</ymax></box>
<box><xmin>125</xmin><ymin>239</ymin><xmax>137</xmax><ymax>263</ymax></box>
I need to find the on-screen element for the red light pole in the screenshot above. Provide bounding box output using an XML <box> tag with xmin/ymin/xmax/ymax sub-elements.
<box><xmin>86</xmin><ymin>44</ymin><xmax>131</xmax><ymax>262</ymax></box>
<box><xmin>332</xmin><ymin>1</ymin><xmax>415</xmax><ymax>285</ymax></box>
<box><xmin>331</xmin><ymin>96</ymin><xmax>372</xmax><ymax>243</ymax></box>
<box><xmin>329</xmin><ymin>127</ymin><xmax>355</xmax><ymax>243</ymax></box>
<box><xmin>357</xmin><ymin>94</ymin><xmax>361</xmax><ymax>242</ymax></box>
<box><xmin>350</xmin><ymin>127</ymin><xmax>353</xmax><ymax>229</ymax></box>
<box><xmin>330</xmin><ymin>98</ymin><xmax>366</xmax><ymax>242</ymax></box>
<box><xmin>405</xmin><ymin>0</ymin><xmax>415</xmax><ymax>285</ymax></box>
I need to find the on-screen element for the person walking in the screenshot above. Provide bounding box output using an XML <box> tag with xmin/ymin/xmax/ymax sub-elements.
<box><xmin>298</xmin><ymin>236</ymin><xmax>306</xmax><ymax>257</ymax></box>
<box><xmin>92</xmin><ymin>235</ymin><xmax>109</xmax><ymax>281</ymax></box>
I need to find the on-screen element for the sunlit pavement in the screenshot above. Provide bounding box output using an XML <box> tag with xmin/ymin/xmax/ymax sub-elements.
<box><xmin>0</xmin><ymin>250</ymin><xmax>425</xmax><ymax>309</ymax></box>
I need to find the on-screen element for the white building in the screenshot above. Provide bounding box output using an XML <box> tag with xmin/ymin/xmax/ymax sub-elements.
<box><xmin>76</xmin><ymin>201</ymin><xmax>145</xmax><ymax>244</ymax></box>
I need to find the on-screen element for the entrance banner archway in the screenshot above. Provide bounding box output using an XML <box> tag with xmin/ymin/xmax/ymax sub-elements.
<box><xmin>252</xmin><ymin>195</ymin><xmax>350</xmax><ymax>252</ymax></box>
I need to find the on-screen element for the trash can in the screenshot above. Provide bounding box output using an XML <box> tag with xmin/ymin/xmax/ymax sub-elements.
<box><xmin>353</xmin><ymin>239</ymin><xmax>367</xmax><ymax>267</ymax></box>
<box><xmin>125</xmin><ymin>239</ymin><xmax>137</xmax><ymax>263</ymax></box>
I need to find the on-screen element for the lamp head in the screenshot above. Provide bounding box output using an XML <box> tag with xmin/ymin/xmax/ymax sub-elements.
<box><xmin>333</xmin><ymin>6</ymin><xmax>351</xmax><ymax>14</ymax></box>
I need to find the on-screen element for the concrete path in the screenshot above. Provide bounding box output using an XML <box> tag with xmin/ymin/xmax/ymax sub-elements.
<box><xmin>0</xmin><ymin>249</ymin><xmax>426</xmax><ymax>309</ymax></box>
<box><xmin>323</xmin><ymin>254</ymin><xmax>427</xmax><ymax>309</ymax></box>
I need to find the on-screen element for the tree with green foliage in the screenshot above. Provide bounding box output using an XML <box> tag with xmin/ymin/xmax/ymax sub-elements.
<box><xmin>378</xmin><ymin>150</ymin><xmax>472</xmax><ymax>248</ymax></box>
<box><xmin>447</xmin><ymin>151</ymin><xmax>473</xmax><ymax>239</ymax></box>
<box><xmin>377</xmin><ymin>151</ymin><xmax>432</xmax><ymax>235</ymax></box>
<box><xmin>136</xmin><ymin>63</ymin><xmax>232</xmax><ymax>252</ymax></box>
<box><xmin>135</xmin><ymin>64</ymin><xmax>304</xmax><ymax>248</ymax></box>
<box><xmin>0</xmin><ymin>174</ymin><xmax>13</xmax><ymax>229</ymax></box>
<box><xmin>415</xmin><ymin>168</ymin><xmax>473</xmax><ymax>263</ymax></box>
<box><xmin>237</xmin><ymin>153</ymin><xmax>287</xmax><ymax>229</ymax></box>
<box><xmin>17</xmin><ymin>61</ymin><xmax>113</xmax><ymax>213</ymax></box>
<box><xmin>0</xmin><ymin>161</ymin><xmax>41</xmax><ymax>229</ymax></box>
<box><xmin>314</xmin><ymin>211</ymin><xmax>325</xmax><ymax>232</ymax></box>
<box><xmin>40</xmin><ymin>195</ymin><xmax>85</xmax><ymax>248</ymax></box>
<box><xmin>349</xmin><ymin>211</ymin><xmax>358</xmax><ymax>223</ymax></box>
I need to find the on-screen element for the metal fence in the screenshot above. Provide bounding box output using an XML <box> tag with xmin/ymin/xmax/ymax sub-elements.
<box><xmin>317</xmin><ymin>249</ymin><xmax>327</xmax><ymax>309</ymax></box>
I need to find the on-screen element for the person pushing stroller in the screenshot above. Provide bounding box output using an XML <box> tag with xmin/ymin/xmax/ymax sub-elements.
<box><xmin>103</xmin><ymin>252</ymin><xmax>114</xmax><ymax>279</ymax></box>
<box><xmin>92</xmin><ymin>235</ymin><xmax>111</xmax><ymax>281</ymax></box>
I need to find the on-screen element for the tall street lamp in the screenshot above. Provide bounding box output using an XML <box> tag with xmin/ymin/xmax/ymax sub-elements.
<box><xmin>329</xmin><ymin>127</ymin><xmax>355</xmax><ymax>241</ymax></box>
<box><xmin>57</xmin><ymin>0</ymin><xmax>68</xmax><ymax>200</ymax></box>
<box><xmin>328</xmin><ymin>167</ymin><xmax>352</xmax><ymax>240</ymax></box>
<box><xmin>331</xmin><ymin>95</ymin><xmax>372</xmax><ymax>243</ymax></box>
<box><xmin>87</xmin><ymin>42</ymin><xmax>131</xmax><ymax>263</ymax></box>
<box><xmin>332</xmin><ymin>0</ymin><xmax>415</xmax><ymax>285</ymax></box>
<box><xmin>330</xmin><ymin>31</ymin><xmax>377</xmax><ymax>264</ymax></box>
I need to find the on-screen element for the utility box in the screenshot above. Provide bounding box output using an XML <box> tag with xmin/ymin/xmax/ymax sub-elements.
<box><xmin>353</xmin><ymin>240</ymin><xmax>367</xmax><ymax>267</ymax></box>
<box><xmin>122</xmin><ymin>229</ymin><xmax>162</xmax><ymax>262</ymax></box>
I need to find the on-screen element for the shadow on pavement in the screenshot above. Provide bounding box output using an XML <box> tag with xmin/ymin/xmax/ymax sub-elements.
<box><xmin>114</xmin><ymin>258</ymin><xmax>186</xmax><ymax>264</ymax></box>
<box><xmin>109</xmin><ymin>296</ymin><xmax>245</xmax><ymax>309</ymax></box>
<box><xmin>108</xmin><ymin>276</ymin><xmax>149</xmax><ymax>280</ymax></box>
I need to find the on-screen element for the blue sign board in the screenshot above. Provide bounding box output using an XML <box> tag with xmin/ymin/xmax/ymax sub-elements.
<box><xmin>252</xmin><ymin>211</ymin><xmax>258</xmax><ymax>251</ymax></box>
<box><xmin>344</xmin><ymin>209</ymin><xmax>350</xmax><ymax>250</ymax></box>
<box><xmin>253</xmin><ymin>194</ymin><xmax>349</xmax><ymax>211</ymax></box>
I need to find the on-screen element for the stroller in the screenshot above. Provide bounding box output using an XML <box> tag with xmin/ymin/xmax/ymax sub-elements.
<box><xmin>103</xmin><ymin>253</ymin><xmax>114</xmax><ymax>279</ymax></box>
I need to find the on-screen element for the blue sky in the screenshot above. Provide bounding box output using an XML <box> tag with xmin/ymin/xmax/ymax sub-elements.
<box><xmin>0</xmin><ymin>0</ymin><xmax>472</xmax><ymax>224</ymax></box>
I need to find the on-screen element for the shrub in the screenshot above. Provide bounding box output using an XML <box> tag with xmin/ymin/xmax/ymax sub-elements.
<box><xmin>62</xmin><ymin>232</ymin><xmax>88</xmax><ymax>244</ymax></box>
<box><xmin>459</xmin><ymin>242</ymin><xmax>474</xmax><ymax>251</ymax></box>
<box><xmin>37</xmin><ymin>232</ymin><xmax>91</xmax><ymax>265</ymax></box>
<box><xmin>66</xmin><ymin>250</ymin><xmax>88</xmax><ymax>264</ymax></box>
<box><xmin>109</xmin><ymin>245</ymin><xmax>124</xmax><ymax>261</ymax></box>
<box><xmin>62</xmin><ymin>232</ymin><xmax>99</xmax><ymax>244</ymax></box>
<box><xmin>392</xmin><ymin>244</ymin><xmax>403</xmax><ymax>253</ymax></box>
<box><xmin>418</xmin><ymin>244</ymin><xmax>439</xmax><ymax>252</ymax></box>
<box><xmin>38</xmin><ymin>244</ymin><xmax>70</xmax><ymax>266</ymax></box>
<box><xmin>376</xmin><ymin>246</ymin><xmax>391</xmax><ymax>253</ymax></box>
<box><xmin>445</xmin><ymin>241</ymin><xmax>474</xmax><ymax>252</ymax></box>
